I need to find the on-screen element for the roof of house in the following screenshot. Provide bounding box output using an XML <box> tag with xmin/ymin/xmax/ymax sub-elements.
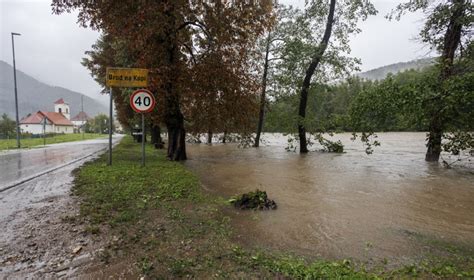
<box><xmin>54</xmin><ymin>98</ymin><xmax>68</xmax><ymax>105</ymax></box>
<box><xmin>71</xmin><ymin>111</ymin><xmax>90</xmax><ymax>121</ymax></box>
<box><xmin>20</xmin><ymin>111</ymin><xmax>73</xmax><ymax>126</ymax></box>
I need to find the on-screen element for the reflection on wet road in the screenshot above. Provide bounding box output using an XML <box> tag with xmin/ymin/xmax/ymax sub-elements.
<box><xmin>0</xmin><ymin>136</ymin><xmax>123</xmax><ymax>278</ymax></box>
<box><xmin>185</xmin><ymin>133</ymin><xmax>474</xmax><ymax>262</ymax></box>
<box><xmin>0</xmin><ymin>136</ymin><xmax>122</xmax><ymax>219</ymax></box>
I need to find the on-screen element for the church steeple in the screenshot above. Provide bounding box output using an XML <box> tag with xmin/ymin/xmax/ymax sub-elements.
<box><xmin>54</xmin><ymin>98</ymin><xmax>70</xmax><ymax>120</ymax></box>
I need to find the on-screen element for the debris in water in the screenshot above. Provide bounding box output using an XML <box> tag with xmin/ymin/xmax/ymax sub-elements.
<box><xmin>229</xmin><ymin>189</ymin><xmax>277</xmax><ymax>210</ymax></box>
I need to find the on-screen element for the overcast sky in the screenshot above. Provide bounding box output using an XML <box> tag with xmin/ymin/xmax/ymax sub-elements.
<box><xmin>1</xmin><ymin>0</ymin><xmax>432</xmax><ymax>104</ymax></box>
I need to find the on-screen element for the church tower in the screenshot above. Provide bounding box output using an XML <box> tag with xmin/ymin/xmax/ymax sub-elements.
<box><xmin>54</xmin><ymin>98</ymin><xmax>71</xmax><ymax>120</ymax></box>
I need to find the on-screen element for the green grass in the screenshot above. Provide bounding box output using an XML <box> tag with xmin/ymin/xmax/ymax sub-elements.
<box><xmin>0</xmin><ymin>133</ymin><xmax>106</xmax><ymax>150</ymax></box>
<box><xmin>72</xmin><ymin>136</ymin><xmax>474</xmax><ymax>279</ymax></box>
<box><xmin>74</xmin><ymin>136</ymin><xmax>201</xmax><ymax>226</ymax></box>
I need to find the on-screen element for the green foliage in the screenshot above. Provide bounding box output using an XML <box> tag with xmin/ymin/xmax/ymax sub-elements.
<box><xmin>443</xmin><ymin>132</ymin><xmax>474</xmax><ymax>155</ymax></box>
<box><xmin>0</xmin><ymin>113</ymin><xmax>16</xmax><ymax>139</ymax></box>
<box><xmin>349</xmin><ymin>71</ymin><xmax>430</xmax><ymax>132</ymax></box>
<box><xmin>276</xmin><ymin>1</ymin><xmax>376</xmax><ymax>86</ymax></box>
<box><xmin>84</xmin><ymin>114</ymin><xmax>113</xmax><ymax>134</ymax></box>
<box><xmin>250</xmin><ymin>254</ymin><xmax>374</xmax><ymax>279</ymax></box>
<box><xmin>389</xmin><ymin>0</ymin><xmax>473</xmax><ymax>54</ymax></box>
<box><xmin>284</xmin><ymin>132</ymin><xmax>345</xmax><ymax>153</ymax></box>
<box><xmin>350</xmin><ymin>58</ymin><xmax>474</xmax><ymax>156</ymax></box>
<box><xmin>229</xmin><ymin>189</ymin><xmax>277</xmax><ymax>210</ymax></box>
<box><xmin>314</xmin><ymin>133</ymin><xmax>344</xmax><ymax>153</ymax></box>
<box><xmin>138</xmin><ymin>257</ymin><xmax>154</xmax><ymax>275</ymax></box>
<box><xmin>266</xmin><ymin>77</ymin><xmax>372</xmax><ymax>133</ymax></box>
<box><xmin>388</xmin><ymin>0</ymin><xmax>473</xmax><ymax>161</ymax></box>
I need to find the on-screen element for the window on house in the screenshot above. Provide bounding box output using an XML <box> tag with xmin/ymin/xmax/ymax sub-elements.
<box><xmin>59</xmin><ymin>108</ymin><xmax>62</xmax><ymax>113</ymax></box>
<box><xmin>66</xmin><ymin>108</ymin><xmax>69</xmax><ymax>114</ymax></box>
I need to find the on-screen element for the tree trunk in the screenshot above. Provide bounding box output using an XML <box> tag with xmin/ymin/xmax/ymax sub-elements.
<box><xmin>163</xmin><ymin>4</ymin><xmax>187</xmax><ymax>161</ymax></box>
<box><xmin>164</xmin><ymin>79</ymin><xmax>186</xmax><ymax>160</ymax></box>
<box><xmin>151</xmin><ymin>124</ymin><xmax>158</xmax><ymax>144</ymax></box>
<box><xmin>166</xmin><ymin>115</ymin><xmax>186</xmax><ymax>160</ymax></box>
<box><xmin>297</xmin><ymin>0</ymin><xmax>336</xmax><ymax>153</ymax></box>
<box><xmin>254</xmin><ymin>32</ymin><xmax>272</xmax><ymax>148</ymax></box>
<box><xmin>223</xmin><ymin>130</ymin><xmax>227</xmax><ymax>143</ymax></box>
<box><xmin>425</xmin><ymin>119</ymin><xmax>442</xmax><ymax>161</ymax></box>
<box><xmin>151</xmin><ymin>125</ymin><xmax>164</xmax><ymax>149</ymax></box>
<box><xmin>425</xmin><ymin>0</ymin><xmax>464</xmax><ymax>162</ymax></box>
<box><xmin>207</xmin><ymin>130</ymin><xmax>213</xmax><ymax>144</ymax></box>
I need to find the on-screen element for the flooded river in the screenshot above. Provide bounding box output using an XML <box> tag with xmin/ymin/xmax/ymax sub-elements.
<box><xmin>185</xmin><ymin>133</ymin><xmax>474</xmax><ymax>263</ymax></box>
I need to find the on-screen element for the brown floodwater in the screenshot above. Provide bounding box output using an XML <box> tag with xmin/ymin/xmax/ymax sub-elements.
<box><xmin>185</xmin><ymin>132</ymin><xmax>474</xmax><ymax>263</ymax></box>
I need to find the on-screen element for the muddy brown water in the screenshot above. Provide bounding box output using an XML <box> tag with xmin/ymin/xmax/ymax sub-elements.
<box><xmin>185</xmin><ymin>132</ymin><xmax>474</xmax><ymax>263</ymax></box>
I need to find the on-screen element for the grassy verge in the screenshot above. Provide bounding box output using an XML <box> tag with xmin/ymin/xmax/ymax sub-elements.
<box><xmin>0</xmin><ymin>133</ymin><xmax>106</xmax><ymax>150</ymax></box>
<box><xmin>73</xmin><ymin>136</ymin><xmax>474</xmax><ymax>278</ymax></box>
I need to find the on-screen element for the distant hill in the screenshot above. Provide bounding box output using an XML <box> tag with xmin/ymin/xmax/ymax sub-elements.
<box><xmin>0</xmin><ymin>60</ymin><xmax>107</xmax><ymax>120</ymax></box>
<box><xmin>357</xmin><ymin>57</ymin><xmax>436</xmax><ymax>80</ymax></box>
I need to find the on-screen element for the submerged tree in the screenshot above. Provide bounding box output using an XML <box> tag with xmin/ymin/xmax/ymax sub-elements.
<box><xmin>52</xmin><ymin>0</ymin><xmax>273</xmax><ymax>160</ymax></box>
<box><xmin>388</xmin><ymin>0</ymin><xmax>474</xmax><ymax>161</ymax></box>
<box><xmin>350</xmin><ymin>44</ymin><xmax>474</xmax><ymax>160</ymax></box>
<box><xmin>253</xmin><ymin>5</ymin><xmax>297</xmax><ymax>147</ymax></box>
<box><xmin>269</xmin><ymin>0</ymin><xmax>376</xmax><ymax>153</ymax></box>
<box><xmin>297</xmin><ymin>0</ymin><xmax>337</xmax><ymax>153</ymax></box>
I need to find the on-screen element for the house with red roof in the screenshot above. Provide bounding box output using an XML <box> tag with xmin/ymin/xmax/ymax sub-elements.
<box><xmin>71</xmin><ymin>111</ymin><xmax>91</xmax><ymax>128</ymax></box>
<box><xmin>20</xmin><ymin>99</ymin><xmax>74</xmax><ymax>134</ymax></box>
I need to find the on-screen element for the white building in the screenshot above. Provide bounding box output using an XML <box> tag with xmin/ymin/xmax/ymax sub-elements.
<box><xmin>71</xmin><ymin>111</ymin><xmax>91</xmax><ymax>132</ymax></box>
<box><xmin>54</xmin><ymin>98</ymin><xmax>71</xmax><ymax>120</ymax></box>
<box><xmin>19</xmin><ymin>99</ymin><xmax>74</xmax><ymax>134</ymax></box>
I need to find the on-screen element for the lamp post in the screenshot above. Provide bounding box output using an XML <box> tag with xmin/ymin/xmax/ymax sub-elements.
<box><xmin>11</xmin><ymin>32</ymin><xmax>21</xmax><ymax>148</ymax></box>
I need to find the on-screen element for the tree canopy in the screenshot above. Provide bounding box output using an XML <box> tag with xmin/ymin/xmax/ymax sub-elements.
<box><xmin>53</xmin><ymin>0</ymin><xmax>275</xmax><ymax>160</ymax></box>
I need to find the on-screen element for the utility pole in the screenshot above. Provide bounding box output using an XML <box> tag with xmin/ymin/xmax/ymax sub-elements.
<box><xmin>81</xmin><ymin>95</ymin><xmax>84</xmax><ymax>140</ymax></box>
<box><xmin>11</xmin><ymin>32</ymin><xmax>21</xmax><ymax>149</ymax></box>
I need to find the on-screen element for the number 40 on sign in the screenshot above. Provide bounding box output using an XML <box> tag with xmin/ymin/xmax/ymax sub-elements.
<box><xmin>130</xmin><ymin>89</ymin><xmax>155</xmax><ymax>113</ymax></box>
<box><xmin>130</xmin><ymin>89</ymin><xmax>155</xmax><ymax>167</ymax></box>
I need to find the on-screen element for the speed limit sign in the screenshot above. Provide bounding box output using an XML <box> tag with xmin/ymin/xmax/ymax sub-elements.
<box><xmin>130</xmin><ymin>89</ymin><xmax>155</xmax><ymax>113</ymax></box>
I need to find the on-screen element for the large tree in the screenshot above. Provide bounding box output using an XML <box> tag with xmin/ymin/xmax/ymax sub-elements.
<box><xmin>389</xmin><ymin>0</ymin><xmax>473</xmax><ymax>161</ymax></box>
<box><xmin>350</xmin><ymin>43</ymin><xmax>474</xmax><ymax>160</ymax></box>
<box><xmin>297</xmin><ymin>0</ymin><xmax>337</xmax><ymax>153</ymax></box>
<box><xmin>52</xmin><ymin>0</ymin><xmax>273</xmax><ymax>160</ymax></box>
<box><xmin>268</xmin><ymin>0</ymin><xmax>376</xmax><ymax>153</ymax></box>
<box><xmin>253</xmin><ymin>5</ymin><xmax>297</xmax><ymax>147</ymax></box>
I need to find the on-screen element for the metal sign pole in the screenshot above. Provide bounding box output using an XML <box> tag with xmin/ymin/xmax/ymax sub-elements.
<box><xmin>108</xmin><ymin>87</ymin><xmax>113</xmax><ymax>166</ymax></box>
<box><xmin>142</xmin><ymin>113</ymin><xmax>145</xmax><ymax>166</ymax></box>
<box><xmin>129</xmin><ymin>89</ymin><xmax>154</xmax><ymax>167</ymax></box>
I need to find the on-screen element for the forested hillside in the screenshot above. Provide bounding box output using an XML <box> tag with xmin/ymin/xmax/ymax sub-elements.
<box><xmin>0</xmin><ymin>61</ymin><xmax>107</xmax><ymax>119</ymax></box>
<box><xmin>356</xmin><ymin>57</ymin><xmax>435</xmax><ymax>80</ymax></box>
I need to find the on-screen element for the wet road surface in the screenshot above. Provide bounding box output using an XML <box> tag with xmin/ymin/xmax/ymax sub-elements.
<box><xmin>0</xmin><ymin>136</ymin><xmax>122</xmax><ymax>278</ymax></box>
<box><xmin>186</xmin><ymin>133</ymin><xmax>474</xmax><ymax>264</ymax></box>
<box><xmin>1</xmin><ymin>137</ymin><xmax>118</xmax><ymax>192</ymax></box>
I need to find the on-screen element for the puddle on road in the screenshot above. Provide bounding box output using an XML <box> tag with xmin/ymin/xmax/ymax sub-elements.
<box><xmin>185</xmin><ymin>133</ymin><xmax>474</xmax><ymax>263</ymax></box>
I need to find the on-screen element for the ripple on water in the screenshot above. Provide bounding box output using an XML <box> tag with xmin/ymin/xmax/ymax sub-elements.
<box><xmin>185</xmin><ymin>132</ymin><xmax>474</xmax><ymax>263</ymax></box>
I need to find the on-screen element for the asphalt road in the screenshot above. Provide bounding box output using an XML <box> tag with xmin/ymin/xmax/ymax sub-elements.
<box><xmin>0</xmin><ymin>135</ymin><xmax>122</xmax><ymax>220</ymax></box>
<box><xmin>0</xmin><ymin>135</ymin><xmax>123</xmax><ymax>277</ymax></box>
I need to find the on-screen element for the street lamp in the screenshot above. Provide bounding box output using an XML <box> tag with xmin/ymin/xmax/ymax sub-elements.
<box><xmin>11</xmin><ymin>32</ymin><xmax>21</xmax><ymax>148</ymax></box>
